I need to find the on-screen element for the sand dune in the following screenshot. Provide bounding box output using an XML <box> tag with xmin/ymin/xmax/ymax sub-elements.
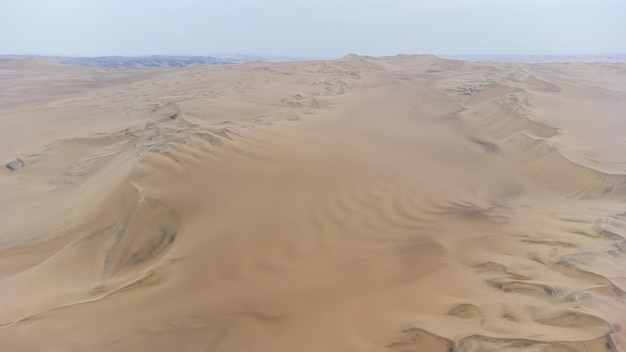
<box><xmin>1</xmin><ymin>55</ymin><xmax>625</xmax><ymax>351</ymax></box>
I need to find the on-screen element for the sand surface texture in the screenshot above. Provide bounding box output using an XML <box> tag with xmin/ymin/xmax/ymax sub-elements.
<box><xmin>1</xmin><ymin>55</ymin><xmax>625</xmax><ymax>351</ymax></box>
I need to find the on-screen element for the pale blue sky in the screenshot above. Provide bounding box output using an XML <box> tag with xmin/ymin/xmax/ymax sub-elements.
<box><xmin>1</xmin><ymin>0</ymin><xmax>624</xmax><ymax>57</ymax></box>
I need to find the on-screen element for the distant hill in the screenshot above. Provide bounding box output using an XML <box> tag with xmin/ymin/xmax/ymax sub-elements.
<box><xmin>0</xmin><ymin>56</ymin><xmax>68</xmax><ymax>70</ymax></box>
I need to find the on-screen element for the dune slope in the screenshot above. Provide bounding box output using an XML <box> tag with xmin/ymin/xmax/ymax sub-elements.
<box><xmin>1</xmin><ymin>56</ymin><xmax>625</xmax><ymax>351</ymax></box>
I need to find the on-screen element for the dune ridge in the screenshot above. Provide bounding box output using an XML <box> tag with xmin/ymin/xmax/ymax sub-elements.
<box><xmin>1</xmin><ymin>55</ymin><xmax>625</xmax><ymax>351</ymax></box>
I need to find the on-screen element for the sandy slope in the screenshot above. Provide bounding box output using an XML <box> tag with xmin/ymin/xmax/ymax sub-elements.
<box><xmin>1</xmin><ymin>55</ymin><xmax>625</xmax><ymax>351</ymax></box>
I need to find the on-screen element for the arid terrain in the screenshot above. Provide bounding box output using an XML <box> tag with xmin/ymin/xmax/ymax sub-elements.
<box><xmin>1</xmin><ymin>55</ymin><xmax>625</xmax><ymax>351</ymax></box>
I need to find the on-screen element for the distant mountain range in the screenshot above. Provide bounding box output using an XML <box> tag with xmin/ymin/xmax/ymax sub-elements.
<box><xmin>1</xmin><ymin>54</ymin><xmax>625</xmax><ymax>68</ymax></box>
<box><xmin>0</xmin><ymin>54</ymin><xmax>304</xmax><ymax>68</ymax></box>
<box><xmin>441</xmin><ymin>54</ymin><xmax>626</xmax><ymax>63</ymax></box>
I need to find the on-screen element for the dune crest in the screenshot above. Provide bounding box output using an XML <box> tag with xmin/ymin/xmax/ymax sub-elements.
<box><xmin>1</xmin><ymin>56</ymin><xmax>625</xmax><ymax>351</ymax></box>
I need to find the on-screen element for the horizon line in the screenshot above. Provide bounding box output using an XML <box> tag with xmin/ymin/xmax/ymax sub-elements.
<box><xmin>2</xmin><ymin>52</ymin><xmax>626</xmax><ymax>58</ymax></box>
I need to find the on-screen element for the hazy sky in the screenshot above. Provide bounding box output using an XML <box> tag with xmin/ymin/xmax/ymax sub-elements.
<box><xmin>1</xmin><ymin>0</ymin><xmax>625</xmax><ymax>57</ymax></box>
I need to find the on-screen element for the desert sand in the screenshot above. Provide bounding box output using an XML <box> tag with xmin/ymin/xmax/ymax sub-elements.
<box><xmin>1</xmin><ymin>55</ymin><xmax>625</xmax><ymax>351</ymax></box>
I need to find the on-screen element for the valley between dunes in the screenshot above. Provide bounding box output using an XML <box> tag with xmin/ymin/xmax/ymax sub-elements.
<box><xmin>1</xmin><ymin>55</ymin><xmax>625</xmax><ymax>351</ymax></box>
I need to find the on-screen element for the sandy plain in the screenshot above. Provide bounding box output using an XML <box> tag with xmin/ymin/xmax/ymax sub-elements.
<box><xmin>0</xmin><ymin>55</ymin><xmax>625</xmax><ymax>351</ymax></box>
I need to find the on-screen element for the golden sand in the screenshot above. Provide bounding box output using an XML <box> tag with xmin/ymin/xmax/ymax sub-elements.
<box><xmin>1</xmin><ymin>55</ymin><xmax>625</xmax><ymax>351</ymax></box>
